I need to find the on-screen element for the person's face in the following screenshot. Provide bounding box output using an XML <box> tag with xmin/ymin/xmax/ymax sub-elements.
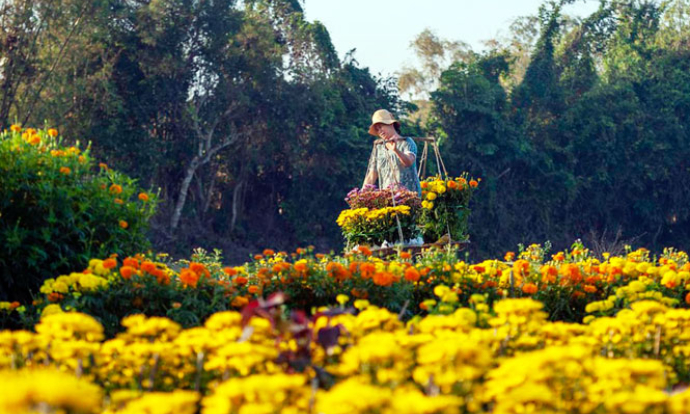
<box><xmin>374</xmin><ymin>123</ymin><xmax>396</xmax><ymax>138</ymax></box>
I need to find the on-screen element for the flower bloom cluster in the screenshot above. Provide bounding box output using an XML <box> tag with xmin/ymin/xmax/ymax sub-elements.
<box><xmin>340</xmin><ymin>184</ymin><xmax>421</xmax><ymax>247</ymax></box>
<box><xmin>418</xmin><ymin>174</ymin><xmax>478</xmax><ymax>242</ymax></box>
<box><xmin>345</xmin><ymin>184</ymin><xmax>421</xmax><ymax>210</ymax></box>
<box><xmin>5</xmin><ymin>296</ymin><xmax>690</xmax><ymax>413</ymax></box>
<box><xmin>420</xmin><ymin>175</ymin><xmax>476</xmax><ymax>210</ymax></box>
<box><xmin>10</xmin><ymin>242</ymin><xmax>690</xmax><ymax>412</ymax></box>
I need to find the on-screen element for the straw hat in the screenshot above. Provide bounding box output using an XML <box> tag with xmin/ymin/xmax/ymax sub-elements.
<box><xmin>368</xmin><ymin>109</ymin><xmax>400</xmax><ymax>136</ymax></box>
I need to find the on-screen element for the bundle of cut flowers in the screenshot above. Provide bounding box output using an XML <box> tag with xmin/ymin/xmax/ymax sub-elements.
<box><xmin>339</xmin><ymin>184</ymin><xmax>421</xmax><ymax>248</ymax></box>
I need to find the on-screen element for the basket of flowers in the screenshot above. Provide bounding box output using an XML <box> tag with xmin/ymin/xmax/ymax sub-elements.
<box><xmin>419</xmin><ymin>174</ymin><xmax>479</xmax><ymax>244</ymax></box>
<box><xmin>337</xmin><ymin>184</ymin><xmax>422</xmax><ymax>249</ymax></box>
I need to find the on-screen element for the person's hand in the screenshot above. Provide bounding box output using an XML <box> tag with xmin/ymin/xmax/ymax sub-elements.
<box><xmin>379</xmin><ymin>129</ymin><xmax>398</xmax><ymax>151</ymax></box>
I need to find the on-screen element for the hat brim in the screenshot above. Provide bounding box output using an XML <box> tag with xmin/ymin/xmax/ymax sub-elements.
<box><xmin>368</xmin><ymin>120</ymin><xmax>400</xmax><ymax>136</ymax></box>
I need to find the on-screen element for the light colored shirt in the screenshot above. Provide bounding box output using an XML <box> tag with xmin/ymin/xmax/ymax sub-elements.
<box><xmin>366</xmin><ymin>137</ymin><xmax>422</xmax><ymax>195</ymax></box>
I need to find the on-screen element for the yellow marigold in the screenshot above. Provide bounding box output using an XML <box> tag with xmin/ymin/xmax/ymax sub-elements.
<box><xmin>10</xmin><ymin>124</ymin><xmax>21</xmax><ymax>132</ymax></box>
<box><xmin>36</xmin><ymin>312</ymin><xmax>104</xmax><ymax>341</ymax></box>
<box><xmin>336</xmin><ymin>294</ymin><xmax>349</xmax><ymax>305</ymax></box>
<box><xmin>41</xmin><ymin>304</ymin><xmax>64</xmax><ymax>317</ymax></box>
<box><xmin>0</xmin><ymin>369</ymin><xmax>102</xmax><ymax>414</ymax></box>
<box><xmin>47</xmin><ymin>128</ymin><xmax>58</xmax><ymax>137</ymax></box>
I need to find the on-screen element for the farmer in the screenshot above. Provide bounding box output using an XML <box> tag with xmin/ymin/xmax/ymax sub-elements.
<box><xmin>362</xmin><ymin>109</ymin><xmax>422</xmax><ymax>195</ymax></box>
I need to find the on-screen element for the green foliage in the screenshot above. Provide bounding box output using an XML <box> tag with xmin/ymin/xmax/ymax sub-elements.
<box><xmin>0</xmin><ymin>127</ymin><xmax>157</xmax><ymax>301</ymax></box>
<box><xmin>53</xmin><ymin>271</ymin><xmax>230</xmax><ymax>338</ymax></box>
<box><xmin>419</xmin><ymin>175</ymin><xmax>476</xmax><ymax>243</ymax></box>
<box><xmin>2</xmin><ymin>0</ymin><xmax>690</xmax><ymax>263</ymax></box>
<box><xmin>428</xmin><ymin>0</ymin><xmax>690</xmax><ymax>257</ymax></box>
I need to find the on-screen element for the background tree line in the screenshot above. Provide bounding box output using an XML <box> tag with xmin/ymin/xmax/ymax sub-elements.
<box><xmin>1</xmin><ymin>0</ymin><xmax>689</xmax><ymax>261</ymax></box>
<box><xmin>401</xmin><ymin>0</ymin><xmax>690</xmax><ymax>256</ymax></box>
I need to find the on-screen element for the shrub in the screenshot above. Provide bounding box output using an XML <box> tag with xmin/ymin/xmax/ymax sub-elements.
<box><xmin>0</xmin><ymin>126</ymin><xmax>157</xmax><ymax>301</ymax></box>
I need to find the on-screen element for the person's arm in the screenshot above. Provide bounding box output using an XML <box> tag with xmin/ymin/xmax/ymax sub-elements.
<box><xmin>391</xmin><ymin>144</ymin><xmax>415</xmax><ymax>168</ymax></box>
<box><xmin>385</xmin><ymin>137</ymin><xmax>415</xmax><ymax>168</ymax></box>
<box><xmin>363</xmin><ymin>168</ymin><xmax>378</xmax><ymax>186</ymax></box>
<box><xmin>363</xmin><ymin>146</ymin><xmax>378</xmax><ymax>188</ymax></box>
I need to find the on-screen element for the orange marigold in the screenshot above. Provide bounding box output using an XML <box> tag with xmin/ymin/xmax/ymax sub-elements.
<box><xmin>10</xmin><ymin>124</ymin><xmax>21</xmax><ymax>132</ymax></box>
<box><xmin>109</xmin><ymin>184</ymin><xmax>123</xmax><ymax>195</ymax></box>
<box><xmin>140</xmin><ymin>261</ymin><xmax>156</xmax><ymax>274</ymax></box>
<box><xmin>103</xmin><ymin>258</ymin><xmax>117</xmax><ymax>269</ymax></box>
<box><xmin>231</xmin><ymin>296</ymin><xmax>249</xmax><ymax>308</ymax></box>
<box><xmin>189</xmin><ymin>262</ymin><xmax>210</xmax><ymax>278</ymax></box>
<box><xmin>469</xmin><ymin>179</ymin><xmax>478</xmax><ymax>188</ymax></box>
<box><xmin>123</xmin><ymin>257</ymin><xmax>140</xmax><ymax>269</ymax></box>
<box><xmin>373</xmin><ymin>271</ymin><xmax>396</xmax><ymax>287</ymax></box>
<box><xmin>294</xmin><ymin>262</ymin><xmax>308</xmax><ymax>273</ymax></box>
<box><xmin>223</xmin><ymin>267</ymin><xmax>238</xmax><ymax>276</ymax></box>
<box><xmin>404</xmin><ymin>267</ymin><xmax>421</xmax><ymax>282</ymax></box>
<box><xmin>351</xmin><ymin>288</ymin><xmax>368</xmax><ymax>299</ymax></box>
<box><xmin>180</xmin><ymin>269</ymin><xmax>200</xmax><ymax>288</ymax></box>
<box><xmin>120</xmin><ymin>266</ymin><xmax>137</xmax><ymax>280</ymax></box>
<box><xmin>540</xmin><ymin>265</ymin><xmax>558</xmax><ymax>284</ymax></box>
<box><xmin>357</xmin><ymin>246</ymin><xmax>372</xmax><ymax>256</ymax></box>
<box><xmin>48</xmin><ymin>128</ymin><xmax>58</xmax><ymax>137</ymax></box>
<box><xmin>583</xmin><ymin>284</ymin><xmax>597</xmax><ymax>293</ymax></box>
<box><xmin>522</xmin><ymin>283</ymin><xmax>538</xmax><ymax>294</ymax></box>
<box><xmin>48</xmin><ymin>293</ymin><xmax>64</xmax><ymax>302</ymax></box>
<box><xmin>119</xmin><ymin>220</ymin><xmax>128</xmax><ymax>229</ymax></box>
<box><xmin>360</xmin><ymin>262</ymin><xmax>376</xmax><ymax>278</ymax></box>
<box><xmin>685</xmin><ymin>292</ymin><xmax>690</xmax><ymax>305</ymax></box>
<box><xmin>138</xmin><ymin>192</ymin><xmax>149</xmax><ymax>202</ymax></box>
<box><xmin>400</xmin><ymin>251</ymin><xmax>412</xmax><ymax>260</ymax></box>
<box><xmin>349</xmin><ymin>262</ymin><xmax>359</xmax><ymax>273</ymax></box>
<box><xmin>263</xmin><ymin>249</ymin><xmax>276</xmax><ymax>257</ymax></box>
<box><xmin>248</xmin><ymin>285</ymin><xmax>261</xmax><ymax>294</ymax></box>
<box><xmin>559</xmin><ymin>264</ymin><xmax>583</xmax><ymax>285</ymax></box>
<box><xmin>234</xmin><ymin>276</ymin><xmax>248</xmax><ymax>286</ymax></box>
<box><xmin>513</xmin><ymin>260</ymin><xmax>530</xmax><ymax>278</ymax></box>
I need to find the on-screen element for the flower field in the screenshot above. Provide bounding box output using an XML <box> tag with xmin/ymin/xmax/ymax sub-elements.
<box><xmin>3</xmin><ymin>243</ymin><xmax>690</xmax><ymax>413</ymax></box>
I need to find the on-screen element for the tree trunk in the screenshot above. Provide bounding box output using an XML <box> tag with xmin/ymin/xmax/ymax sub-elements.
<box><xmin>170</xmin><ymin>158</ymin><xmax>199</xmax><ymax>231</ymax></box>
<box><xmin>170</xmin><ymin>133</ymin><xmax>239</xmax><ymax>231</ymax></box>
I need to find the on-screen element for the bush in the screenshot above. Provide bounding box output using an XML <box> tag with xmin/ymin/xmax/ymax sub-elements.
<box><xmin>0</xmin><ymin>126</ymin><xmax>157</xmax><ymax>301</ymax></box>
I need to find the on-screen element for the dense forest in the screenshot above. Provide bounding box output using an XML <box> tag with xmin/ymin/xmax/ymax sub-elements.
<box><xmin>1</xmin><ymin>0</ymin><xmax>689</xmax><ymax>261</ymax></box>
